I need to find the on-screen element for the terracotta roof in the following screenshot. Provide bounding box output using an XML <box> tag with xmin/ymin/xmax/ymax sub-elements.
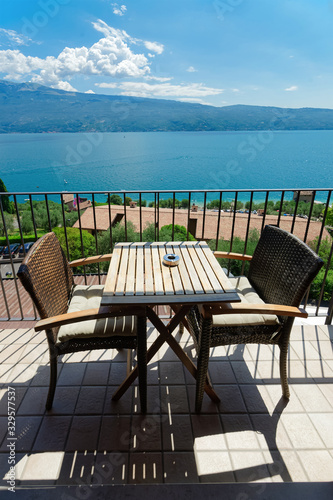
<box><xmin>73</xmin><ymin>205</ymin><xmax>322</xmax><ymax>243</ymax></box>
<box><xmin>63</xmin><ymin>194</ymin><xmax>74</xmax><ymax>203</ymax></box>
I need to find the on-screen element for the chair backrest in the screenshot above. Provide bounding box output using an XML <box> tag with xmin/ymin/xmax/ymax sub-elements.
<box><xmin>17</xmin><ymin>232</ymin><xmax>74</xmax><ymax>320</ymax></box>
<box><xmin>248</xmin><ymin>225</ymin><xmax>323</xmax><ymax>308</ymax></box>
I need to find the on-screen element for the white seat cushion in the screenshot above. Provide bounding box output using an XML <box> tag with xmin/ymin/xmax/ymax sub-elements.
<box><xmin>58</xmin><ymin>285</ymin><xmax>137</xmax><ymax>342</ymax></box>
<box><xmin>212</xmin><ymin>276</ymin><xmax>280</xmax><ymax>327</ymax></box>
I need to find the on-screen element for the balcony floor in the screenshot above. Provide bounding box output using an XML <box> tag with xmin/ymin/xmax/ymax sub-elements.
<box><xmin>0</xmin><ymin>317</ymin><xmax>332</xmax><ymax>495</ymax></box>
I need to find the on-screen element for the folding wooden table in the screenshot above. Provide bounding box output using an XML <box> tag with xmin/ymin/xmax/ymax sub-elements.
<box><xmin>101</xmin><ymin>241</ymin><xmax>241</xmax><ymax>411</ymax></box>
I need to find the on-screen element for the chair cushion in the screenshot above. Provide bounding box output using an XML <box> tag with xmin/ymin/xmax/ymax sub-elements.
<box><xmin>58</xmin><ymin>285</ymin><xmax>137</xmax><ymax>342</ymax></box>
<box><xmin>212</xmin><ymin>276</ymin><xmax>280</xmax><ymax>327</ymax></box>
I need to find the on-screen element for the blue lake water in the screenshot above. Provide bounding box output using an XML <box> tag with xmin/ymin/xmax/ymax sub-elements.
<box><xmin>0</xmin><ymin>130</ymin><xmax>332</xmax><ymax>204</ymax></box>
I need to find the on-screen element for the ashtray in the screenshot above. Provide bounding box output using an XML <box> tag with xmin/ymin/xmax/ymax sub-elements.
<box><xmin>163</xmin><ymin>254</ymin><xmax>180</xmax><ymax>267</ymax></box>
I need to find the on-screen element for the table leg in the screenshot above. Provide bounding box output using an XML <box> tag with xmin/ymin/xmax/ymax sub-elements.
<box><xmin>112</xmin><ymin>305</ymin><xmax>220</xmax><ymax>404</ymax></box>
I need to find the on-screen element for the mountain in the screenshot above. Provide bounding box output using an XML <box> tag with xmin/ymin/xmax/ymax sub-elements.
<box><xmin>1</xmin><ymin>80</ymin><xmax>333</xmax><ymax>133</ymax></box>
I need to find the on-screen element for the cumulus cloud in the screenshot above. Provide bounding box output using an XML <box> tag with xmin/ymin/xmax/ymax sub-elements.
<box><xmin>96</xmin><ymin>81</ymin><xmax>224</xmax><ymax>98</ymax></box>
<box><xmin>143</xmin><ymin>41</ymin><xmax>164</xmax><ymax>55</ymax></box>
<box><xmin>112</xmin><ymin>3</ymin><xmax>127</xmax><ymax>16</ymax></box>
<box><xmin>0</xmin><ymin>20</ymin><xmax>155</xmax><ymax>90</ymax></box>
<box><xmin>187</xmin><ymin>66</ymin><xmax>197</xmax><ymax>73</ymax></box>
<box><xmin>285</xmin><ymin>85</ymin><xmax>298</xmax><ymax>91</ymax></box>
<box><xmin>0</xmin><ymin>28</ymin><xmax>35</xmax><ymax>47</ymax></box>
<box><xmin>85</xmin><ymin>89</ymin><xmax>95</xmax><ymax>94</ymax></box>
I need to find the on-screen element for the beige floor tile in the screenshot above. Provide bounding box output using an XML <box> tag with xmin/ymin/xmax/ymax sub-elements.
<box><xmin>191</xmin><ymin>414</ymin><xmax>226</xmax><ymax>452</ymax></box>
<box><xmin>262</xmin><ymin>450</ymin><xmax>308</xmax><ymax>482</ymax></box>
<box><xmin>0</xmin><ymin>416</ymin><xmax>42</xmax><ymax>452</ymax></box>
<box><xmin>163</xmin><ymin>452</ymin><xmax>199</xmax><ymax>483</ymax></box>
<box><xmin>66</xmin><ymin>416</ymin><xmax>101</xmax><ymax>452</ymax></box>
<box><xmin>108</xmin><ymin>362</ymin><xmax>128</xmax><ymax>386</ymax></box>
<box><xmin>62</xmin><ymin>351</ymin><xmax>91</xmax><ymax>363</ymax></box>
<box><xmin>246</xmin><ymin>344</ymin><xmax>279</xmax><ymax>362</ymax></box>
<box><xmin>130</xmin><ymin>415</ymin><xmax>162</xmax><ymax>452</ymax></box>
<box><xmin>292</xmin><ymin>384</ymin><xmax>333</xmax><ymax>412</ymax></box>
<box><xmin>129</xmin><ymin>452</ymin><xmax>163</xmax><ymax>483</ymax></box>
<box><xmin>159</xmin><ymin>362</ymin><xmax>185</xmax><ymax>385</ymax></box>
<box><xmin>281</xmin><ymin>413</ymin><xmax>326</xmax><ymax>449</ymax></box>
<box><xmin>230</xmin><ymin>450</ymin><xmax>272</xmax><ymax>482</ymax></box>
<box><xmin>94</xmin><ymin>451</ymin><xmax>128</xmax><ymax>484</ymax></box>
<box><xmin>310</xmin><ymin>340</ymin><xmax>333</xmax><ymax>360</ymax></box>
<box><xmin>5</xmin><ymin>363</ymin><xmax>40</xmax><ymax>386</ymax></box>
<box><xmin>19</xmin><ymin>343</ymin><xmax>49</xmax><ymax>364</ymax></box>
<box><xmin>214</xmin><ymin>385</ymin><xmax>247</xmax><ymax>413</ymax></box>
<box><xmin>0</xmin><ymin>329</ymin><xmax>31</xmax><ymax>344</ymax></box>
<box><xmin>0</xmin><ymin>386</ymin><xmax>27</xmax><ymax>416</ymax></box>
<box><xmin>292</xmin><ymin>324</ymin><xmax>329</xmax><ymax>341</ymax></box>
<box><xmin>221</xmin><ymin>414</ymin><xmax>260</xmax><ymax>450</ymax></box>
<box><xmin>194</xmin><ymin>450</ymin><xmax>234</xmax><ymax>482</ymax></box>
<box><xmin>33</xmin><ymin>416</ymin><xmax>72</xmax><ymax>451</ymax></box>
<box><xmin>104</xmin><ymin>386</ymin><xmax>134</xmax><ymax>415</ymax></box>
<box><xmin>98</xmin><ymin>416</ymin><xmax>132</xmax><ymax>452</ymax></box>
<box><xmin>187</xmin><ymin>385</ymin><xmax>218</xmax><ymax>414</ymax></box>
<box><xmin>159</xmin><ymin>384</ymin><xmax>190</xmax><ymax>414</ymax></box>
<box><xmin>17</xmin><ymin>386</ymin><xmax>49</xmax><ymax>415</ymax></box>
<box><xmin>290</xmin><ymin>341</ymin><xmax>322</xmax><ymax>361</ymax></box>
<box><xmin>0</xmin><ymin>344</ymin><xmax>26</xmax><ymax>364</ymax></box>
<box><xmin>57</xmin><ymin>451</ymin><xmax>96</xmax><ymax>485</ymax></box>
<box><xmin>88</xmin><ymin>349</ymin><xmax>114</xmax><ymax>362</ymax></box>
<box><xmin>75</xmin><ymin>386</ymin><xmax>106</xmax><ymax>414</ymax></box>
<box><xmin>82</xmin><ymin>362</ymin><xmax>111</xmax><ymax>386</ymax></box>
<box><xmin>208</xmin><ymin>361</ymin><xmax>237</xmax><ymax>384</ymax></box>
<box><xmin>0</xmin><ymin>363</ymin><xmax>13</xmax><ymax>383</ymax></box>
<box><xmin>230</xmin><ymin>360</ymin><xmax>263</xmax><ymax>384</ymax></box>
<box><xmin>305</xmin><ymin>359</ymin><xmax>333</xmax><ymax>380</ymax></box>
<box><xmin>251</xmin><ymin>414</ymin><xmax>292</xmax><ymax>450</ymax></box>
<box><xmin>297</xmin><ymin>450</ymin><xmax>333</xmax><ymax>481</ymax></box>
<box><xmin>308</xmin><ymin>413</ymin><xmax>333</xmax><ymax>448</ymax></box>
<box><xmin>162</xmin><ymin>415</ymin><xmax>193</xmax><ymax>451</ymax></box>
<box><xmin>21</xmin><ymin>451</ymin><xmax>64</xmax><ymax>483</ymax></box>
<box><xmin>317</xmin><ymin>383</ymin><xmax>333</xmax><ymax>407</ymax></box>
<box><xmin>57</xmin><ymin>362</ymin><xmax>87</xmax><ymax>386</ymax></box>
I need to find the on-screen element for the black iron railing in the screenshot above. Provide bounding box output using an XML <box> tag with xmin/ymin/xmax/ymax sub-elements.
<box><xmin>1</xmin><ymin>187</ymin><xmax>333</xmax><ymax>323</ymax></box>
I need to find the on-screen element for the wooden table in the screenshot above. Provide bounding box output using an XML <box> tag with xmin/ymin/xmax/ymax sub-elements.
<box><xmin>101</xmin><ymin>241</ymin><xmax>241</xmax><ymax>410</ymax></box>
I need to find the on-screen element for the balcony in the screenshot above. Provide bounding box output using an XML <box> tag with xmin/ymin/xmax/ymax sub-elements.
<box><xmin>0</xmin><ymin>187</ymin><xmax>333</xmax><ymax>497</ymax></box>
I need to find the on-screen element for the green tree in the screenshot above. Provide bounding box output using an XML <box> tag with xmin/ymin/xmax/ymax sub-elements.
<box><xmin>109</xmin><ymin>194</ymin><xmax>123</xmax><ymax>205</ymax></box>
<box><xmin>53</xmin><ymin>227</ymin><xmax>97</xmax><ymax>262</ymax></box>
<box><xmin>142</xmin><ymin>223</ymin><xmax>195</xmax><ymax>241</ymax></box>
<box><xmin>0</xmin><ymin>212</ymin><xmax>14</xmax><ymax>236</ymax></box>
<box><xmin>325</xmin><ymin>206</ymin><xmax>333</xmax><ymax>226</ymax></box>
<box><xmin>0</xmin><ymin>178</ymin><xmax>14</xmax><ymax>214</ymax></box>
<box><xmin>21</xmin><ymin>211</ymin><xmax>34</xmax><ymax>235</ymax></box>
<box><xmin>98</xmin><ymin>221</ymin><xmax>139</xmax><ymax>254</ymax></box>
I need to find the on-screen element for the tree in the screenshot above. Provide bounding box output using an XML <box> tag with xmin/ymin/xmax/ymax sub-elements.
<box><xmin>53</xmin><ymin>227</ymin><xmax>97</xmax><ymax>261</ymax></box>
<box><xmin>0</xmin><ymin>178</ymin><xmax>14</xmax><ymax>214</ymax></box>
<box><xmin>0</xmin><ymin>212</ymin><xmax>14</xmax><ymax>236</ymax></box>
<box><xmin>142</xmin><ymin>223</ymin><xmax>195</xmax><ymax>241</ymax></box>
<box><xmin>98</xmin><ymin>221</ymin><xmax>139</xmax><ymax>254</ymax></box>
<box><xmin>325</xmin><ymin>206</ymin><xmax>333</xmax><ymax>226</ymax></box>
<box><xmin>109</xmin><ymin>194</ymin><xmax>123</xmax><ymax>205</ymax></box>
<box><xmin>21</xmin><ymin>211</ymin><xmax>34</xmax><ymax>235</ymax></box>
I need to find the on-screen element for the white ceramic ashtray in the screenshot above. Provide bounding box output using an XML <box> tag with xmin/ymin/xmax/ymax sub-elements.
<box><xmin>163</xmin><ymin>254</ymin><xmax>180</xmax><ymax>267</ymax></box>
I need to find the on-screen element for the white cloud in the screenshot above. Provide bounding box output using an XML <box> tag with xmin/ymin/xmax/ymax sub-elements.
<box><xmin>0</xmin><ymin>28</ymin><xmax>35</xmax><ymax>47</ymax></box>
<box><xmin>85</xmin><ymin>89</ymin><xmax>95</xmax><ymax>94</ymax></box>
<box><xmin>0</xmin><ymin>20</ymin><xmax>155</xmax><ymax>90</ymax></box>
<box><xmin>144</xmin><ymin>41</ymin><xmax>164</xmax><ymax>55</ymax></box>
<box><xmin>177</xmin><ymin>97</ymin><xmax>213</xmax><ymax>105</ymax></box>
<box><xmin>96</xmin><ymin>81</ymin><xmax>224</xmax><ymax>98</ymax></box>
<box><xmin>187</xmin><ymin>66</ymin><xmax>197</xmax><ymax>73</ymax></box>
<box><xmin>285</xmin><ymin>85</ymin><xmax>298</xmax><ymax>91</ymax></box>
<box><xmin>145</xmin><ymin>75</ymin><xmax>173</xmax><ymax>82</ymax></box>
<box><xmin>112</xmin><ymin>3</ymin><xmax>127</xmax><ymax>16</ymax></box>
<box><xmin>231</xmin><ymin>88</ymin><xmax>240</xmax><ymax>92</ymax></box>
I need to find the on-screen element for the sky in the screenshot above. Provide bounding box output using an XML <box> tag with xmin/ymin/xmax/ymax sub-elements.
<box><xmin>0</xmin><ymin>0</ymin><xmax>333</xmax><ymax>108</ymax></box>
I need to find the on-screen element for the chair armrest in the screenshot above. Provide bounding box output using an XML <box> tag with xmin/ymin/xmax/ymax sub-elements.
<box><xmin>217</xmin><ymin>303</ymin><xmax>308</xmax><ymax>318</ymax></box>
<box><xmin>69</xmin><ymin>254</ymin><xmax>112</xmax><ymax>267</ymax></box>
<box><xmin>34</xmin><ymin>307</ymin><xmax>113</xmax><ymax>331</ymax></box>
<box><xmin>213</xmin><ymin>251</ymin><xmax>252</xmax><ymax>261</ymax></box>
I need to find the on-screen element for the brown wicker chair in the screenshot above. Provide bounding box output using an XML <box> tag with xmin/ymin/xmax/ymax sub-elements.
<box><xmin>17</xmin><ymin>232</ymin><xmax>147</xmax><ymax>412</ymax></box>
<box><xmin>186</xmin><ymin>225</ymin><xmax>323</xmax><ymax>412</ymax></box>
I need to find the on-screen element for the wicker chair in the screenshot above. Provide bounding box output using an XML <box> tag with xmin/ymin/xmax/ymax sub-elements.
<box><xmin>186</xmin><ymin>225</ymin><xmax>323</xmax><ymax>412</ymax></box>
<box><xmin>17</xmin><ymin>232</ymin><xmax>147</xmax><ymax>412</ymax></box>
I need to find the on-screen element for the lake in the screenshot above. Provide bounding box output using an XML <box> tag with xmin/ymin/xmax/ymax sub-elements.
<box><xmin>0</xmin><ymin>130</ymin><xmax>332</xmax><ymax>204</ymax></box>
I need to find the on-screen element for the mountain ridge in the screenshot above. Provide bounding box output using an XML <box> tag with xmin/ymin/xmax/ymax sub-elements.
<box><xmin>1</xmin><ymin>80</ymin><xmax>333</xmax><ymax>133</ymax></box>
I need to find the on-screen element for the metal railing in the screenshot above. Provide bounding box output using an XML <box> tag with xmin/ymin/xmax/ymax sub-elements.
<box><xmin>1</xmin><ymin>187</ymin><xmax>333</xmax><ymax>323</ymax></box>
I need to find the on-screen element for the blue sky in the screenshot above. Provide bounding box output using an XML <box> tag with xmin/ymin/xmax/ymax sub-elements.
<box><xmin>0</xmin><ymin>0</ymin><xmax>332</xmax><ymax>108</ymax></box>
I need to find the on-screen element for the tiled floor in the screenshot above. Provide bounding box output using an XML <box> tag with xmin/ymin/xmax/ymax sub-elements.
<box><xmin>0</xmin><ymin>319</ymin><xmax>332</xmax><ymax>488</ymax></box>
